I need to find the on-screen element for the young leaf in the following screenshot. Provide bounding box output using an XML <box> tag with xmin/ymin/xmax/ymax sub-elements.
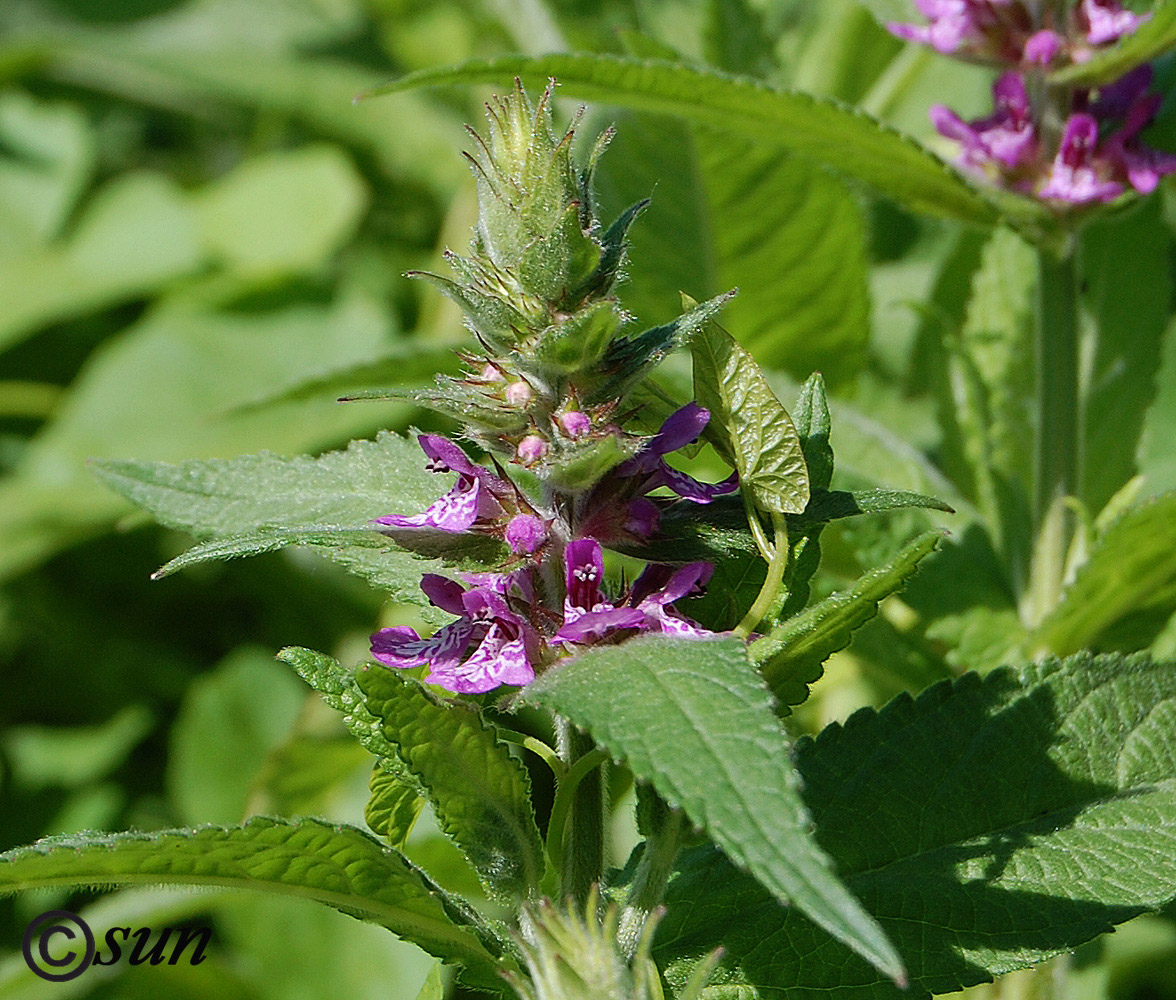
<box><xmin>656</xmin><ymin>652</ymin><xmax>1176</xmax><ymax>1000</ymax></box>
<box><xmin>690</xmin><ymin>309</ymin><xmax>810</xmax><ymax>514</ymax></box>
<box><xmin>794</xmin><ymin>373</ymin><xmax>834</xmax><ymax>492</ymax></box>
<box><xmin>367</xmin><ymin>55</ymin><xmax>1005</xmax><ymax>227</ymax></box>
<box><xmin>92</xmin><ymin>432</ymin><xmax>454</xmax><ymax>611</ymax></box>
<box><xmin>356</xmin><ymin>665</ymin><xmax>546</xmax><ymax>900</ymax></box>
<box><xmin>522</xmin><ymin>634</ymin><xmax>906</xmax><ymax>984</ymax></box>
<box><xmin>367</xmin><ymin>765</ymin><xmax>425</xmax><ymax>850</ymax></box>
<box><xmin>1032</xmin><ymin>493</ymin><xmax>1176</xmax><ymax>655</ymax></box>
<box><xmin>0</xmin><ymin>817</ymin><xmax>507</xmax><ymax>988</ymax></box>
<box><xmin>1050</xmin><ymin>0</ymin><xmax>1176</xmax><ymax>85</ymax></box>
<box><xmin>752</xmin><ymin>531</ymin><xmax>942</xmax><ymax>713</ymax></box>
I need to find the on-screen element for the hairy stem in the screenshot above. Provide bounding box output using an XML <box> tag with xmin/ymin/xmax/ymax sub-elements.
<box><xmin>617</xmin><ymin>802</ymin><xmax>683</xmax><ymax>959</ymax></box>
<box><xmin>555</xmin><ymin>721</ymin><xmax>607</xmax><ymax>906</ymax></box>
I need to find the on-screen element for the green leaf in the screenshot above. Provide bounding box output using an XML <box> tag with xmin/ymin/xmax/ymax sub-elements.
<box><xmin>522</xmin><ymin>634</ymin><xmax>906</xmax><ymax>984</ymax></box>
<box><xmin>0</xmin><ymin>173</ymin><xmax>204</xmax><ymax>354</ymax></box>
<box><xmin>690</xmin><ymin>310</ymin><xmax>809</xmax><ymax>514</ymax></box>
<box><xmin>356</xmin><ymin>665</ymin><xmax>546</xmax><ymax>900</ymax></box>
<box><xmin>367</xmin><ymin>765</ymin><xmax>425</xmax><ymax>850</ymax></box>
<box><xmin>92</xmin><ymin>430</ymin><xmax>451</xmax><ymax>607</ymax></box>
<box><xmin>415</xmin><ymin>963</ymin><xmax>446</xmax><ymax>1000</ymax></box>
<box><xmin>0</xmin><ymin>89</ymin><xmax>93</xmax><ymax>252</ymax></box>
<box><xmin>192</xmin><ymin>145</ymin><xmax>367</xmax><ymax>278</ymax></box>
<box><xmin>794</xmin><ymin>373</ymin><xmax>834</xmax><ymax>492</ymax></box>
<box><xmin>656</xmin><ymin>652</ymin><xmax>1176</xmax><ymax>1000</ymax></box>
<box><xmin>752</xmin><ymin>530</ymin><xmax>941</xmax><ymax>713</ymax></box>
<box><xmin>372</xmin><ymin>54</ymin><xmax>1004</xmax><ymax>227</ymax></box>
<box><xmin>1140</xmin><ymin>316</ymin><xmax>1176</xmax><ymax>497</ymax></box>
<box><xmin>0</xmin><ymin>817</ymin><xmax>506</xmax><ymax>986</ymax></box>
<box><xmin>1033</xmin><ymin>493</ymin><xmax>1176</xmax><ymax>655</ymax></box>
<box><xmin>0</xmin><ymin>295</ymin><xmax>401</xmax><ymax>581</ymax></box>
<box><xmin>1081</xmin><ymin>199</ymin><xmax>1172</xmax><ymax>514</ymax></box>
<box><xmin>1050</xmin><ymin>1</ymin><xmax>1176</xmax><ymax>85</ymax></box>
<box><xmin>168</xmin><ymin>648</ymin><xmax>306</xmax><ymax>826</ymax></box>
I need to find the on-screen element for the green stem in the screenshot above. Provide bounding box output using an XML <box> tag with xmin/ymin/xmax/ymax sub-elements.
<box><xmin>617</xmin><ymin>803</ymin><xmax>683</xmax><ymax>959</ymax></box>
<box><xmin>553</xmin><ymin>721</ymin><xmax>607</xmax><ymax>905</ymax></box>
<box><xmin>1026</xmin><ymin>243</ymin><xmax>1081</xmax><ymax>624</ymax></box>
<box><xmin>735</xmin><ymin>512</ymin><xmax>790</xmax><ymax>638</ymax></box>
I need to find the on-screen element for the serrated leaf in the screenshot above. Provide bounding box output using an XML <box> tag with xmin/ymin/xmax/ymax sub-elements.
<box><xmin>691</xmin><ymin>310</ymin><xmax>809</xmax><ymax>514</ymax></box>
<box><xmin>356</xmin><ymin>665</ymin><xmax>545</xmax><ymax>900</ymax></box>
<box><xmin>752</xmin><ymin>530</ymin><xmax>941</xmax><ymax>712</ymax></box>
<box><xmin>367</xmin><ymin>765</ymin><xmax>425</xmax><ymax>850</ymax></box>
<box><xmin>0</xmin><ymin>817</ymin><xmax>506</xmax><ymax>986</ymax></box>
<box><xmin>656</xmin><ymin>652</ymin><xmax>1176</xmax><ymax>1000</ymax></box>
<box><xmin>370</xmin><ymin>54</ymin><xmax>1005</xmax><ymax>227</ymax></box>
<box><xmin>1033</xmin><ymin>493</ymin><xmax>1176</xmax><ymax>655</ymax></box>
<box><xmin>522</xmin><ymin>634</ymin><xmax>906</xmax><ymax>984</ymax></box>
<box><xmin>92</xmin><ymin>431</ymin><xmax>456</xmax><ymax>609</ymax></box>
<box><xmin>1050</xmin><ymin>1</ymin><xmax>1176</xmax><ymax>85</ymax></box>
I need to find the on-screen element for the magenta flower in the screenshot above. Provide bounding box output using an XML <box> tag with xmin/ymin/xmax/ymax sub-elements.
<box><xmin>374</xmin><ymin>433</ymin><xmax>548</xmax><ymax>556</ymax></box>
<box><xmin>371</xmin><ymin>571</ymin><xmax>540</xmax><ymax>693</ymax></box>
<box><xmin>1078</xmin><ymin>0</ymin><xmax>1146</xmax><ymax>46</ymax></box>
<box><xmin>578</xmin><ymin>403</ymin><xmax>738</xmax><ymax>545</ymax></box>
<box><xmin>931</xmin><ymin>72</ymin><xmax>1038</xmax><ymax>170</ymax></box>
<box><xmin>554</xmin><ymin>538</ymin><xmax>714</xmax><ymax>645</ymax></box>
<box><xmin>887</xmin><ymin>0</ymin><xmax>994</xmax><ymax>55</ymax></box>
<box><xmin>1038</xmin><ymin>113</ymin><xmax>1124</xmax><ymax>203</ymax></box>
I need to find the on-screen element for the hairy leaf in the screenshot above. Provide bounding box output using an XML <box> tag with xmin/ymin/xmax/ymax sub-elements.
<box><xmin>93</xmin><ymin>431</ymin><xmax>453</xmax><ymax>609</ymax></box>
<box><xmin>522</xmin><ymin>635</ymin><xmax>905</xmax><ymax>983</ymax></box>
<box><xmin>691</xmin><ymin>311</ymin><xmax>809</xmax><ymax>514</ymax></box>
<box><xmin>1033</xmin><ymin>493</ymin><xmax>1176</xmax><ymax>655</ymax></box>
<box><xmin>0</xmin><ymin>817</ymin><xmax>507</xmax><ymax>986</ymax></box>
<box><xmin>356</xmin><ymin>665</ymin><xmax>545</xmax><ymax>900</ymax></box>
<box><xmin>752</xmin><ymin>531</ymin><xmax>941</xmax><ymax>712</ymax></box>
<box><xmin>372</xmin><ymin>55</ymin><xmax>1008</xmax><ymax>227</ymax></box>
<box><xmin>656</xmin><ymin>653</ymin><xmax>1176</xmax><ymax>1000</ymax></box>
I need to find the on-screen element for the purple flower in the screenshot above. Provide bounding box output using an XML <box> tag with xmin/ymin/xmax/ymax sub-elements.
<box><xmin>1079</xmin><ymin>0</ymin><xmax>1146</xmax><ymax>46</ymax></box>
<box><xmin>578</xmin><ymin>403</ymin><xmax>738</xmax><ymax>545</ymax></box>
<box><xmin>554</xmin><ymin>538</ymin><xmax>714</xmax><ymax>645</ymax></box>
<box><xmin>1023</xmin><ymin>29</ymin><xmax>1063</xmax><ymax>65</ymax></box>
<box><xmin>888</xmin><ymin>0</ymin><xmax>985</xmax><ymax>55</ymax></box>
<box><xmin>931</xmin><ymin>72</ymin><xmax>1037</xmax><ymax>170</ymax></box>
<box><xmin>374</xmin><ymin>433</ymin><xmax>548</xmax><ymax>556</ymax></box>
<box><xmin>1038</xmin><ymin>113</ymin><xmax>1124</xmax><ymax>203</ymax></box>
<box><xmin>559</xmin><ymin>410</ymin><xmax>592</xmax><ymax>440</ymax></box>
<box><xmin>370</xmin><ymin>571</ymin><xmax>539</xmax><ymax>693</ymax></box>
<box><xmin>1092</xmin><ymin>68</ymin><xmax>1176</xmax><ymax>195</ymax></box>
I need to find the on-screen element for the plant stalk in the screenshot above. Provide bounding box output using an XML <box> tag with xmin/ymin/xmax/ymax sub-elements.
<box><xmin>1027</xmin><ymin>242</ymin><xmax>1081</xmax><ymax>624</ymax></box>
<box><xmin>617</xmin><ymin>805</ymin><xmax>683</xmax><ymax>959</ymax></box>
<box><xmin>556</xmin><ymin>719</ymin><xmax>606</xmax><ymax>906</ymax></box>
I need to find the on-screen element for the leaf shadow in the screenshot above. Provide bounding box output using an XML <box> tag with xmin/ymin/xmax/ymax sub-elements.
<box><xmin>652</xmin><ymin>666</ymin><xmax>1165</xmax><ymax>998</ymax></box>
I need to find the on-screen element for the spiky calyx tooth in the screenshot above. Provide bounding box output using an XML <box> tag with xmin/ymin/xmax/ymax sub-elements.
<box><xmin>467</xmin><ymin>80</ymin><xmax>604</xmax><ymax>306</ymax></box>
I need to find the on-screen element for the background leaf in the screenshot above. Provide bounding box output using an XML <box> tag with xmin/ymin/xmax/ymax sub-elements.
<box><xmin>376</xmin><ymin>54</ymin><xmax>1008</xmax><ymax>227</ymax></box>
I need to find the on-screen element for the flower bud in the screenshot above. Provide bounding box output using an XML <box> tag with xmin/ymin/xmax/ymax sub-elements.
<box><xmin>506</xmin><ymin>381</ymin><xmax>534</xmax><ymax>406</ymax></box>
<box><xmin>517</xmin><ymin>435</ymin><xmax>548</xmax><ymax>465</ymax></box>
<box><xmin>559</xmin><ymin>410</ymin><xmax>592</xmax><ymax>439</ymax></box>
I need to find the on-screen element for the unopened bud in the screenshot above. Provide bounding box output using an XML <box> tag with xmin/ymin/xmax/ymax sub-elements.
<box><xmin>517</xmin><ymin>435</ymin><xmax>548</xmax><ymax>465</ymax></box>
<box><xmin>507</xmin><ymin>381</ymin><xmax>534</xmax><ymax>406</ymax></box>
<box><xmin>559</xmin><ymin>410</ymin><xmax>591</xmax><ymax>439</ymax></box>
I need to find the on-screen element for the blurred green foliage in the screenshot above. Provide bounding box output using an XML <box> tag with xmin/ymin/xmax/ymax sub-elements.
<box><xmin>0</xmin><ymin>0</ymin><xmax>1173</xmax><ymax>998</ymax></box>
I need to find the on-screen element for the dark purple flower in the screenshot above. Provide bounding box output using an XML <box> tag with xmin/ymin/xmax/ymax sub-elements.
<box><xmin>554</xmin><ymin>538</ymin><xmax>714</xmax><ymax>645</ymax></box>
<box><xmin>374</xmin><ymin>433</ymin><xmax>548</xmax><ymax>556</ymax></box>
<box><xmin>1078</xmin><ymin>0</ymin><xmax>1146</xmax><ymax>46</ymax></box>
<box><xmin>371</xmin><ymin>571</ymin><xmax>539</xmax><ymax>693</ymax></box>
<box><xmin>615</xmin><ymin>404</ymin><xmax>740</xmax><ymax>503</ymax></box>
<box><xmin>1092</xmin><ymin>68</ymin><xmax>1176</xmax><ymax>195</ymax></box>
<box><xmin>1038</xmin><ymin>113</ymin><xmax>1124</xmax><ymax>203</ymax></box>
<box><xmin>931</xmin><ymin>72</ymin><xmax>1037</xmax><ymax>170</ymax></box>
